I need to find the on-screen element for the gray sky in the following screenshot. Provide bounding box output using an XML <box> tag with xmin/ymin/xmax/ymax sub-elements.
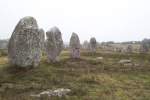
<box><xmin>0</xmin><ymin>0</ymin><xmax>150</xmax><ymax>42</ymax></box>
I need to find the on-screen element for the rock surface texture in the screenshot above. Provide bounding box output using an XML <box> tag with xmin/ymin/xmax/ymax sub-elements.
<box><xmin>82</xmin><ymin>40</ymin><xmax>89</xmax><ymax>50</ymax></box>
<box><xmin>8</xmin><ymin>16</ymin><xmax>45</xmax><ymax>67</ymax></box>
<box><xmin>69</xmin><ymin>33</ymin><xmax>80</xmax><ymax>58</ymax></box>
<box><xmin>30</xmin><ymin>88</ymin><xmax>71</xmax><ymax>100</ymax></box>
<box><xmin>46</xmin><ymin>27</ymin><xmax>63</xmax><ymax>62</ymax></box>
<box><xmin>90</xmin><ymin>37</ymin><xmax>97</xmax><ymax>53</ymax></box>
<box><xmin>140</xmin><ymin>39</ymin><xmax>150</xmax><ymax>53</ymax></box>
<box><xmin>126</xmin><ymin>45</ymin><xmax>132</xmax><ymax>53</ymax></box>
<box><xmin>31</xmin><ymin>88</ymin><xmax>71</xmax><ymax>98</ymax></box>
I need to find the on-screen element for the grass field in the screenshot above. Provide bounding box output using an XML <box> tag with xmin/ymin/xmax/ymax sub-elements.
<box><xmin>0</xmin><ymin>51</ymin><xmax>150</xmax><ymax>100</ymax></box>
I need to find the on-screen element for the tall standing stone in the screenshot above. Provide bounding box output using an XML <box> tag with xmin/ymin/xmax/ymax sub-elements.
<box><xmin>69</xmin><ymin>33</ymin><xmax>80</xmax><ymax>58</ymax></box>
<box><xmin>90</xmin><ymin>37</ymin><xmax>97</xmax><ymax>53</ymax></box>
<box><xmin>45</xmin><ymin>27</ymin><xmax>63</xmax><ymax>62</ymax></box>
<box><xmin>8</xmin><ymin>16</ymin><xmax>45</xmax><ymax>67</ymax></box>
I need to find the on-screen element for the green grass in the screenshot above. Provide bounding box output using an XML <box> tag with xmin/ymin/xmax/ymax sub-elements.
<box><xmin>0</xmin><ymin>49</ymin><xmax>8</xmax><ymax>57</ymax></box>
<box><xmin>0</xmin><ymin>51</ymin><xmax>150</xmax><ymax>100</ymax></box>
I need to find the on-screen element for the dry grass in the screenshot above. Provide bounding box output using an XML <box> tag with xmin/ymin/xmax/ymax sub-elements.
<box><xmin>0</xmin><ymin>57</ymin><xmax>8</xmax><ymax>67</ymax></box>
<box><xmin>0</xmin><ymin>51</ymin><xmax>150</xmax><ymax>100</ymax></box>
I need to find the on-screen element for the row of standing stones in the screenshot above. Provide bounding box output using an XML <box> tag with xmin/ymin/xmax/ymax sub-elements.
<box><xmin>8</xmin><ymin>16</ymin><xmax>97</xmax><ymax>68</ymax></box>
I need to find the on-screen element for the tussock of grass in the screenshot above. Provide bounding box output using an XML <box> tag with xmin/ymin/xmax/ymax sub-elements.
<box><xmin>0</xmin><ymin>51</ymin><xmax>150</xmax><ymax>100</ymax></box>
<box><xmin>0</xmin><ymin>49</ymin><xmax>8</xmax><ymax>57</ymax></box>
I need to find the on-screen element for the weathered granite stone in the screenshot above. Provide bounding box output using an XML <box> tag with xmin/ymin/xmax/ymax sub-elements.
<box><xmin>140</xmin><ymin>39</ymin><xmax>150</xmax><ymax>53</ymax></box>
<box><xmin>90</xmin><ymin>37</ymin><xmax>97</xmax><ymax>53</ymax></box>
<box><xmin>31</xmin><ymin>88</ymin><xmax>71</xmax><ymax>98</ymax></box>
<box><xmin>126</xmin><ymin>45</ymin><xmax>132</xmax><ymax>53</ymax></box>
<box><xmin>45</xmin><ymin>27</ymin><xmax>63</xmax><ymax>62</ymax></box>
<box><xmin>118</xmin><ymin>59</ymin><xmax>132</xmax><ymax>64</ymax></box>
<box><xmin>8</xmin><ymin>16</ymin><xmax>45</xmax><ymax>67</ymax></box>
<box><xmin>82</xmin><ymin>40</ymin><xmax>89</xmax><ymax>50</ymax></box>
<box><xmin>69</xmin><ymin>33</ymin><xmax>80</xmax><ymax>58</ymax></box>
<box><xmin>39</xmin><ymin>29</ymin><xmax>45</xmax><ymax>51</ymax></box>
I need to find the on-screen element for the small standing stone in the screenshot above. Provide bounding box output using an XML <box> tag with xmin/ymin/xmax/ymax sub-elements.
<box><xmin>45</xmin><ymin>27</ymin><xmax>63</xmax><ymax>62</ymax></box>
<box><xmin>139</xmin><ymin>39</ymin><xmax>150</xmax><ymax>53</ymax></box>
<box><xmin>8</xmin><ymin>16</ymin><xmax>45</xmax><ymax>67</ymax></box>
<box><xmin>90</xmin><ymin>37</ymin><xmax>97</xmax><ymax>53</ymax></box>
<box><xmin>69</xmin><ymin>32</ymin><xmax>80</xmax><ymax>58</ymax></box>
<box><xmin>126</xmin><ymin>45</ymin><xmax>132</xmax><ymax>53</ymax></box>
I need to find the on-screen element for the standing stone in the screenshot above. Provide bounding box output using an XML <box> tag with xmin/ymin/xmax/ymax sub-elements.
<box><xmin>82</xmin><ymin>40</ymin><xmax>89</xmax><ymax>50</ymax></box>
<box><xmin>45</xmin><ymin>27</ymin><xmax>63</xmax><ymax>62</ymax></box>
<box><xmin>90</xmin><ymin>37</ymin><xmax>97</xmax><ymax>53</ymax></box>
<box><xmin>139</xmin><ymin>44</ymin><xmax>149</xmax><ymax>53</ymax></box>
<box><xmin>69</xmin><ymin>33</ymin><xmax>80</xmax><ymax>58</ymax></box>
<box><xmin>8</xmin><ymin>16</ymin><xmax>45</xmax><ymax>67</ymax></box>
<box><xmin>139</xmin><ymin>39</ymin><xmax>150</xmax><ymax>53</ymax></box>
<box><xmin>126</xmin><ymin>45</ymin><xmax>132</xmax><ymax>53</ymax></box>
<box><xmin>39</xmin><ymin>29</ymin><xmax>45</xmax><ymax>51</ymax></box>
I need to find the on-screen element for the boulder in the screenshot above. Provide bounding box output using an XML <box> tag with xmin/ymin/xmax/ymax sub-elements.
<box><xmin>31</xmin><ymin>88</ymin><xmax>71</xmax><ymax>98</ymax></box>
<box><xmin>96</xmin><ymin>57</ymin><xmax>103</xmax><ymax>60</ymax></box>
<box><xmin>118</xmin><ymin>59</ymin><xmax>132</xmax><ymax>64</ymax></box>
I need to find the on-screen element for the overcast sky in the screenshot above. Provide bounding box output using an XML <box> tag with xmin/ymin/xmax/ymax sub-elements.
<box><xmin>0</xmin><ymin>0</ymin><xmax>150</xmax><ymax>42</ymax></box>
